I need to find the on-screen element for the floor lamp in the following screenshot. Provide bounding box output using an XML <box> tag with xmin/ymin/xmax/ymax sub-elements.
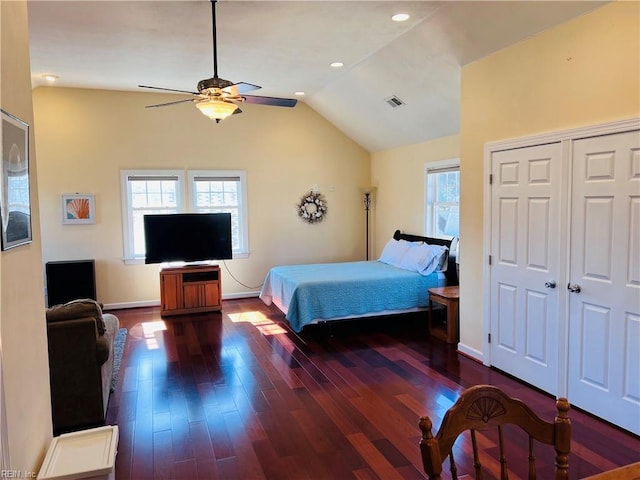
<box><xmin>362</xmin><ymin>187</ymin><xmax>376</xmax><ymax>260</ymax></box>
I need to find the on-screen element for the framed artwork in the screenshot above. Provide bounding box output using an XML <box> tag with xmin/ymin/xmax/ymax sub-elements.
<box><xmin>1</xmin><ymin>110</ymin><xmax>32</xmax><ymax>250</ymax></box>
<box><xmin>62</xmin><ymin>193</ymin><xmax>96</xmax><ymax>224</ymax></box>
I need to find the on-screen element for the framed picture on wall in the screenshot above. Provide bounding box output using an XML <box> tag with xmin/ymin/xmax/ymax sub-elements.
<box><xmin>0</xmin><ymin>110</ymin><xmax>32</xmax><ymax>250</ymax></box>
<box><xmin>62</xmin><ymin>193</ymin><xmax>96</xmax><ymax>224</ymax></box>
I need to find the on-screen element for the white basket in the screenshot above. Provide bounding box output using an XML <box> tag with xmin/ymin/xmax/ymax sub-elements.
<box><xmin>38</xmin><ymin>425</ymin><xmax>118</xmax><ymax>480</ymax></box>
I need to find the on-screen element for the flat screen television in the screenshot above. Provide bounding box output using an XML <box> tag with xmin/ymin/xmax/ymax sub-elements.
<box><xmin>143</xmin><ymin>213</ymin><xmax>233</xmax><ymax>264</ymax></box>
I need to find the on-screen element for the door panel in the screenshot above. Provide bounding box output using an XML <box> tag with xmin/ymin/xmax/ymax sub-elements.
<box><xmin>490</xmin><ymin>143</ymin><xmax>562</xmax><ymax>395</ymax></box>
<box><xmin>568</xmin><ymin>130</ymin><xmax>640</xmax><ymax>435</ymax></box>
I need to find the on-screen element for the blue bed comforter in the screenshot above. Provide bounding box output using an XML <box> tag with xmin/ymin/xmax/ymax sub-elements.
<box><xmin>259</xmin><ymin>260</ymin><xmax>445</xmax><ymax>332</ymax></box>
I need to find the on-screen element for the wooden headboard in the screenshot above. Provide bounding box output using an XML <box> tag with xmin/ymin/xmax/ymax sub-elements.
<box><xmin>393</xmin><ymin>230</ymin><xmax>459</xmax><ymax>286</ymax></box>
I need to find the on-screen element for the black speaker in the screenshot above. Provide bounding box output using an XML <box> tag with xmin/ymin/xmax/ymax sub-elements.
<box><xmin>46</xmin><ymin>259</ymin><xmax>96</xmax><ymax>307</ymax></box>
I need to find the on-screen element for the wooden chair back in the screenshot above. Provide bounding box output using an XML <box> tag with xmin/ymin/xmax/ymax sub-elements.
<box><xmin>419</xmin><ymin>385</ymin><xmax>570</xmax><ymax>480</ymax></box>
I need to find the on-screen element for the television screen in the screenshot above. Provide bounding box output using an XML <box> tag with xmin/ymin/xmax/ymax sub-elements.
<box><xmin>143</xmin><ymin>213</ymin><xmax>232</xmax><ymax>264</ymax></box>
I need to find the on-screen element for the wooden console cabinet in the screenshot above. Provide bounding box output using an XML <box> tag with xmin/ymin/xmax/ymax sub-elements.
<box><xmin>160</xmin><ymin>264</ymin><xmax>221</xmax><ymax>317</ymax></box>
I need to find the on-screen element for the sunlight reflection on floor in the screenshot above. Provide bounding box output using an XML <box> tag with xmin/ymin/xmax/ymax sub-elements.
<box><xmin>141</xmin><ymin>320</ymin><xmax>167</xmax><ymax>349</ymax></box>
<box><xmin>228</xmin><ymin>311</ymin><xmax>287</xmax><ymax>335</ymax></box>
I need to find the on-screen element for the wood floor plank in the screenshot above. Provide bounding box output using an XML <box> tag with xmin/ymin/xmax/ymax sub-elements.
<box><xmin>189</xmin><ymin>420</ymin><xmax>214</xmax><ymax>460</ymax></box>
<box><xmin>195</xmin><ymin>457</ymin><xmax>220</xmax><ymax>480</ymax></box>
<box><xmin>152</xmin><ymin>429</ymin><xmax>173</xmax><ymax>480</ymax></box>
<box><xmin>223</xmin><ymin>410</ymin><xmax>269</xmax><ymax>480</ymax></box>
<box><xmin>106</xmin><ymin>300</ymin><xmax>640</xmax><ymax>480</ymax></box>
<box><xmin>347</xmin><ymin>432</ymin><xmax>404</xmax><ymax>480</ymax></box>
<box><xmin>172</xmin><ymin>459</ymin><xmax>198</xmax><ymax>480</ymax></box>
<box><xmin>204</xmin><ymin>404</ymin><xmax>235</xmax><ymax>460</ymax></box>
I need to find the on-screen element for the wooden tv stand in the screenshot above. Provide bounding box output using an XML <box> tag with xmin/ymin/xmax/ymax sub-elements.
<box><xmin>159</xmin><ymin>264</ymin><xmax>221</xmax><ymax>317</ymax></box>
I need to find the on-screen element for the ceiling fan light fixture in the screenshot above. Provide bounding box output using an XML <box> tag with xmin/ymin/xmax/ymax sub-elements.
<box><xmin>196</xmin><ymin>99</ymin><xmax>238</xmax><ymax>121</ymax></box>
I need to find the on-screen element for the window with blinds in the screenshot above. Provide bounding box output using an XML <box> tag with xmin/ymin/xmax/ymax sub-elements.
<box><xmin>121</xmin><ymin>170</ymin><xmax>184</xmax><ymax>261</ymax></box>
<box><xmin>425</xmin><ymin>161</ymin><xmax>460</xmax><ymax>238</ymax></box>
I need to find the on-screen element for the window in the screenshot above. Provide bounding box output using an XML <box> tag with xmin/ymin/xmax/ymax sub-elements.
<box><xmin>425</xmin><ymin>160</ymin><xmax>460</xmax><ymax>238</ymax></box>
<box><xmin>188</xmin><ymin>170</ymin><xmax>249</xmax><ymax>255</ymax></box>
<box><xmin>121</xmin><ymin>170</ymin><xmax>184</xmax><ymax>263</ymax></box>
<box><xmin>121</xmin><ymin>169</ymin><xmax>248</xmax><ymax>264</ymax></box>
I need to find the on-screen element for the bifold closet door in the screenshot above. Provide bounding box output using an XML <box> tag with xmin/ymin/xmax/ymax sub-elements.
<box><xmin>489</xmin><ymin>143</ymin><xmax>563</xmax><ymax>395</ymax></box>
<box><xmin>567</xmin><ymin>130</ymin><xmax>640</xmax><ymax>435</ymax></box>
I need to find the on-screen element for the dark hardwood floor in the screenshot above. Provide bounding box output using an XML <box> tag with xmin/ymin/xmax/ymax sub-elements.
<box><xmin>105</xmin><ymin>298</ymin><xmax>639</xmax><ymax>479</ymax></box>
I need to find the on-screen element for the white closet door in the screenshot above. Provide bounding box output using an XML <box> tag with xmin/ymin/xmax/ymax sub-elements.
<box><xmin>490</xmin><ymin>143</ymin><xmax>562</xmax><ymax>394</ymax></box>
<box><xmin>568</xmin><ymin>130</ymin><xmax>640</xmax><ymax>435</ymax></box>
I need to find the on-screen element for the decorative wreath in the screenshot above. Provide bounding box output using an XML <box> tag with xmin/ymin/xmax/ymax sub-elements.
<box><xmin>297</xmin><ymin>190</ymin><xmax>328</xmax><ymax>224</ymax></box>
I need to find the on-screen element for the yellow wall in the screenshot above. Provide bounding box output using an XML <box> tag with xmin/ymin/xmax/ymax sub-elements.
<box><xmin>370</xmin><ymin>134</ymin><xmax>459</xmax><ymax>255</ymax></box>
<box><xmin>33</xmin><ymin>87</ymin><xmax>370</xmax><ymax>306</ymax></box>
<box><xmin>0</xmin><ymin>0</ymin><xmax>52</xmax><ymax>472</ymax></box>
<box><xmin>460</xmin><ymin>1</ymin><xmax>640</xmax><ymax>354</ymax></box>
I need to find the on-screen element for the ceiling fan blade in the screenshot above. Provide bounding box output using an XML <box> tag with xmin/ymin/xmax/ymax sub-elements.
<box><xmin>242</xmin><ymin>95</ymin><xmax>297</xmax><ymax>107</ymax></box>
<box><xmin>225</xmin><ymin>82</ymin><xmax>262</xmax><ymax>95</ymax></box>
<box><xmin>145</xmin><ymin>98</ymin><xmax>195</xmax><ymax>108</ymax></box>
<box><xmin>139</xmin><ymin>85</ymin><xmax>199</xmax><ymax>95</ymax></box>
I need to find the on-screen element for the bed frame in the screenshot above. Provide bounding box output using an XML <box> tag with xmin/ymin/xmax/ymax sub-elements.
<box><xmin>260</xmin><ymin>230</ymin><xmax>459</xmax><ymax>332</ymax></box>
<box><xmin>393</xmin><ymin>230</ymin><xmax>458</xmax><ymax>286</ymax></box>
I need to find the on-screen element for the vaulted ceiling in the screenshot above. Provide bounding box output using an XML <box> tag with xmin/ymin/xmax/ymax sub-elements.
<box><xmin>27</xmin><ymin>1</ymin><xmax>604</xmax><ymax>152</ymax></box>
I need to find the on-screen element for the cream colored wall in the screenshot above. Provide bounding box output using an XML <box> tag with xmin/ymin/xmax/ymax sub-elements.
<box><xmin>33</xmin><ymin>87</ymin><xmax>370</xmax><ymax>306</ymax></box>
<box><xmin>0</xmin><ymin>0</ymin><xmax>52</xmax><ymax>472</ymax></box>
<box><xmin>460</xmin><ymin>2</ymin><xmax>640</xmax><ymax>355</ymax></box>
<box><xmin>370</xmin><ymin>134</ymin><xmax>459</xmax><ymax>255</ymax></box>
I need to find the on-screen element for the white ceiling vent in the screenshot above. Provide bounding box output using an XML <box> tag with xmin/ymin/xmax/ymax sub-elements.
<box><xmin>385</xmin><ymin>95</ymin><xmax>406</xmax><ymax>108</ymax></box>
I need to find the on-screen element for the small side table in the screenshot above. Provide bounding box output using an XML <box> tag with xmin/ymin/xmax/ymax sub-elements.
<box><xmin>428</xmin><ymin>286</ymin><xmax>459</xmax><ymax>344</ymax></box>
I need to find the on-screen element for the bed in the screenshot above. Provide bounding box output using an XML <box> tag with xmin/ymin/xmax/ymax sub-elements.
<box><xmin>259</xmin><ymin>230</ymin><xmax>458</xmax><ymax>332</ymax></box>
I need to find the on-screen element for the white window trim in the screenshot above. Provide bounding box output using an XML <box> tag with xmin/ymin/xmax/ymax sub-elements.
<box><xmin>120</xmin><ymin>169</ymin><xmax>186</xmax><ymax>265</ymax></box>
<box><xmin>424</xmin><ymin>157</ymin><xmax>460</xmax><ymax>238</ymax></box>
<box><xmin>188</xmin><ymin>170</ymin><xmax>249</xmax><ymax>258</ymax></box>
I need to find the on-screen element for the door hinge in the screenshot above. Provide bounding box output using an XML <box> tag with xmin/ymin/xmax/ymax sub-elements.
<box><xmin>489</xmin><ymin>173</ymin><xmax>493</xmax><ymax>185</ymax></box>
<box><xmin>488</xmin><ymin>255</ymin><xmax>492</xmax><ymax>265</ymax></box>
<box><xmin>488</xmin><ymin>333</ymin><xmax>492</xmax><ymax>344</ymax></box>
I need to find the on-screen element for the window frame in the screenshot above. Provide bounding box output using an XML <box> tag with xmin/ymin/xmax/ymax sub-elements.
<box><xmin>424</xmin><ymin>158</ymin><xmax>460</xmax><ymax>239</ymax></box>
<box><xmin>187</xmin><ymin>170</ymin><xmax>249</xmax><ymax>258</ymax></box>
<box><xmin>120</xmin><ymin>169</ymin><xmax>185</xmax><ymax>265</ymax></box>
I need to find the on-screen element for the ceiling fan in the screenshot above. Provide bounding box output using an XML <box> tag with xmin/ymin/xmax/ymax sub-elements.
<box><xmin>139</xmin><ymin>0</ymin><xmax>297</xmax><ymax>123</ymax></box>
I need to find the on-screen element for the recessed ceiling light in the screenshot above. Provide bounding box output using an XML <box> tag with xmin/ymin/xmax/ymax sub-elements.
<box><xmin>42</xmin><ymin>73</ymin><xmax>59</xmax><ymax>82</ymax></box>
<box><xmin>294</xmin><ymin>91</ymin><xmax>305</xmax><ymax>96</ymax></box>
<box><xmin>330</xmin><ymin>62</ymin><xmax>344</xmax><ymax>68</ymax></box>
<box><xmin>392</xmin><ymin>13</ymin><xmax>410</xmax><ymax>22</ymax></box>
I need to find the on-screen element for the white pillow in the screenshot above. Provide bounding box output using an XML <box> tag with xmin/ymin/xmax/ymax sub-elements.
<box><xmin>379</xmin><ymin>239</ymin><xmax>414</xmax><ymax>265</ymax></box>
<box><xmin>396</xmin><ymin>243</ymin><xmax>448</xmax><ymax>276</ymax></box>
<box><xmin>435</xmin><ymin>244</ymin><xmax>449</xmax><ymax>272</ymax></box>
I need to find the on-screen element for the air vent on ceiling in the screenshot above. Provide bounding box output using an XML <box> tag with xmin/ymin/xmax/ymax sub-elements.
<box><xmin>385</xmin><ymin>95</ymin><xmax>406</xmax><ymax>108</ymax></box>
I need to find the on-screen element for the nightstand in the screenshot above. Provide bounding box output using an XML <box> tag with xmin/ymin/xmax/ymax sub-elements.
<box><xmin>428</xmin><ymin>286</ymin><xmax>459</xmax><ymax>344</ymax></box>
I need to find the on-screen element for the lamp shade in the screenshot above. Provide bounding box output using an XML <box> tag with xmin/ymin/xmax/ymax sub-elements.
<box><xmin>196</xmin><ymin>99</ymin><xmax>238</xmax><ymax>121</ymax></box>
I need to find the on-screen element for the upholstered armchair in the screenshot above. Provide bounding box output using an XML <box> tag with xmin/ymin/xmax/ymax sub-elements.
<box><xmin>45</xmin><ymin>299</ymin><xmax>119</xmax><ymax>434</ymax></box>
